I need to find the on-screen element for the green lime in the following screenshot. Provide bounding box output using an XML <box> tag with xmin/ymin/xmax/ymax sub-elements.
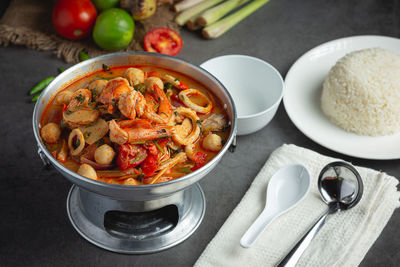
<box><xmin>92</xmin><ymin>0</ymin><xmax>120</xmax><ymax>11</ymax></box>
<box><xmin>93</xmin><ymin>8</ymin><xmax>134</xmax><ymax>50</ymax></box>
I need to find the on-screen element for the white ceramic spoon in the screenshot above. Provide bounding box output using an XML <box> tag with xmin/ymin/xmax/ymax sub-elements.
<box><xmin>240</xmin><ymin>164</ymin><xmax>311</xmax><ymax>248</ymax></box>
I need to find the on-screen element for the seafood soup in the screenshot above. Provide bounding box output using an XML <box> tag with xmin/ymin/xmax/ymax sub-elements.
<box><xmin>40</xmin><ymin>66</ymin><xmax>230</xmax><ymax>185</ymax></box>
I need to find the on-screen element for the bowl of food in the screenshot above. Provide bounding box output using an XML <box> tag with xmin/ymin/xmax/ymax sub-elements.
<box><xmin>33</xmin><ymin>52</ymin><xmax>237</xmax><ymax>202</ymax></box>
<box><xmin>200</xmin><ymin>55</ymin><xmax>284</xmax><ymax>135</ymax></box>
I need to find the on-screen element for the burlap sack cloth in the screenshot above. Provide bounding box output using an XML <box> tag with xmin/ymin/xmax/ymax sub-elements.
<box><xmin>0</xmin><ymin>0</ymin><xmax>179</xmax><ymax>63</ymax></box>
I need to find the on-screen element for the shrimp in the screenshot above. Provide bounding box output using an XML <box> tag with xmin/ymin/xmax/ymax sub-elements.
<box><xmin>142</xmin><ymin>78</ymin><xmax>172</xmax><ymax>124</ymax></box>
<box><xmin>118</xmin><ymin>90</ymin><xmax>146</xmax><ymax>119</ymax></box>
<box><xmin>98</xmin><ymin>77</ymin><xmax>132</xmax><ymax>113</ymax></box>
<box><xmin>109</xmin><ymin>119</ymin><xmax>174</xmax><ymax>145</ymax></box>
<box><xmin>124</xmin><ymin>67</ymin><xmax>145</xmax><ymax>86</ymax></box>
<box><xmin>63</xmin><ymin>88</ymin><xmax>99</xmax><ymax>128</ymax></box>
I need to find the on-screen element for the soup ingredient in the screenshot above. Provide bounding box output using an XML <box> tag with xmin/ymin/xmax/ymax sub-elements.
<box><xmin>163</xmin><ymin>74</ymin><xmax>189</xmax><ymax>90</ymax></box>
<box><xmin>92</xmin><ymin>8</ymin><xmax>134</xmax><ymax>50</ymax></box>
<box><xmin>29</xmin><ymin>77</ymin><xmax>55</xmax><ymax>95</ymax></box>
<box><xmin>93</xmin><ymin>0</ymin><xmax>120</xmax><ymax>10</ymax></box>
<box><xmin>175</xmin><ymin>0</ymin><xmax>224</xmax><ymax>26</ymax></box>
<box><xmin>143</xmin><ymin>28</ymin><xmax>183</xmax><ymax>56</ymax></box>
<box><xmin>55</xmin><ymin>91</ymin><xmax>73</xmax><ymax>105</ymax></box>
<box><xmin>202</xmin><ymin>133</ymin><xmax>222</xmax><ymax>151</ymax></box>
<box><xmin>57</xmin><ymin>140</ymin><xmax>69</xmax><ymax>162</ymax></box>
<box><xmin>94</xmin><ymin>144</ymin><xmax>116</xmax><ymax>165</ymax></box>
<box><xmin>63</xmin><ymin>89</ymin><xmax>100</xmax><ymax>128</ymax></box>
<box><xmin>202</xmin><ymin>0</ymin><xmax>270</xmax><ymax>39</ymax></box>
<box><xmin>52</xmin><ymin>0</ymin><xmax>97</xmax><ymax>40</ymax></box>
<box><xmin>41</xmin><ymin>123</ymin><xmax>61</xmax><ymax>144</ymax></box>
<box><xmin>126</xmin><ymin>0</ymin><xmax>157</xmax><ymax>20</ymax></box>
<box><xmin>201</xmin><ymin>113</ymin><xmax>228</xmax><ymax>133</ymax></box>
<box><xmin>77</xmin><ymin>164</ymin><xmax>98</xmax><ymax>180</ymax></box>
<box><xmin>117</xmin><ymin>144</ymin><xmax>147</xmax><ymax>170</ymax></box>
<box><xmin>79</xmin><ymin>51</ymin><xmax>90</xmax><ymax>61</ymax></box>
<box><xmin>321</xmin><ymin>48</ymin><xmax>400</xmax><ymax>136</ymax></box>
<box><xmin>124</xmin><ymin>68</ymin><xmax>145</xmax><ymax>86</ymax></box>
<box><xmin>79</xmin><ymin>119</ymin><xmax>109</xmax><ymax>145</ymax></box>
<box><xmin>172</xmin><ymin>107</ymin><xmax>201</xmax><ymax>145</ymax></box>
<box><xmin>143</xmin><ymin>81</ymin><xmax>173</xmax><ymax>124</ymax></box>
<box><xmin>109</xmin><ymin>119</ymin><xmax>173</xmax><ymax>144</ymax></box>
<box><xmin>68</xmin><ymin>128</ymin><xmax>86</xmax><ymax>156</ymax></box>
<box><xmin>196</xmin><ymin>0</ymin><xmax>251</xmax><ymax>26</ymax></box>
<box><xmin>191</xmin><ymin>151</ymin><xmax>207</xmax><ymax>171</ymax></box>
<box><xmin>98</xmin><ymin>77</ymin><xmax>132</xmax><ymax>113</ymax></box>
<box><xmin>118</xmin><ymin>91</ymin><xmax>146</xmax><ymax>119</ymax></box>
<box><xmin>88</xmin><ymin>79</ymin><xmax>108</xmax><ymax>101</ymax></box>
<box><xmin>179</xmin><ymin>89</ymin><xmax>213</xmax><ymax>113</ymax></box>
<box><xmin>174</xmin><ymin>0</ymin><xmax>205</xmax><ymax>12</ymax></box>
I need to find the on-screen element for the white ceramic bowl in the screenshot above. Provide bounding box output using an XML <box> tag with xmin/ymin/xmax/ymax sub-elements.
<box><xmin>200</xmin><ymin>55</ymin><xmax>284</xmax><ymax>135</ymax></box>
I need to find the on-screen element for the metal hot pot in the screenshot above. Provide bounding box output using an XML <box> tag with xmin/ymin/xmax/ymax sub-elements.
<box><xmin>32</xmin><ymin>52</ymin><xmax>237</xmax><ymax>254</ymax></box>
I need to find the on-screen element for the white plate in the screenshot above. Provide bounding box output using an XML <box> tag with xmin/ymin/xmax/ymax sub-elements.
<box><xmin>284</xmin><ymin>35</ymin><xmax>400</xmax><ymax>160</ymax></box>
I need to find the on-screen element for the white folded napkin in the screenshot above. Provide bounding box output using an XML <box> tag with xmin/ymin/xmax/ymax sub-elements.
<box><xmin>195</xmin><ymin>144</ymin><xmax>400</xmax><ymax>267</ymax></box>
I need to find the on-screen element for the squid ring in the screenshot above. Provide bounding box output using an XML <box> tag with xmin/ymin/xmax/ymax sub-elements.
<box><xmin>179</xmin><ymin>89</ymin><xmax>213</xmax><ymax>114</ymax></box>
<box><xmin>68</xmin><ymin>128</ymin><xmax>86</xmax><ymax>156</ymax></box>
<box><xmin>172</xmin><ymin>107</ymin><xmax>201</xmax><ymax>146</ymax></box>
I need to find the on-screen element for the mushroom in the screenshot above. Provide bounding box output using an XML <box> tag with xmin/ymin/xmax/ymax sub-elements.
<box><xmin>79</xmin><ymin>119</ymin><xmax>109</xmax><ymax>145</ymax></box>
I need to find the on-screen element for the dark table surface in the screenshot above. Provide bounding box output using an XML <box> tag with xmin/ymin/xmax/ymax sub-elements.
<box><xmin>1</xmin><ymin>0</ymin><xmax>400</xmax><ymax>266</ymax></box>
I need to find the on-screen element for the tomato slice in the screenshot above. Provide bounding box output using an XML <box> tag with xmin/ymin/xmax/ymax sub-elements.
<box><xmin>144</xmin><ymin>28</ymin><xmax>183</xmax><ymax>56</ymax></box>
<box><xmin>191</xmin><ymin>152</ymin><xmax>208</xmax><ymax>171</ymax></box>
<box><xmin>141</xmin><ymin>143</ymin><xmax>158</xmax><ymax>176</ymax></box>
<box><xmin>117</xmin><ymin>144</ymin><xmax>147</xmax><ymax>170</ymax></box>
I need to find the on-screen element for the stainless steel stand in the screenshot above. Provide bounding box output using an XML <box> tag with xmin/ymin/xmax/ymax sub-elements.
<box><xmin>66</xmin><ymin>183</ymin><xmax>206</xmax><ymax>254</ymax></box>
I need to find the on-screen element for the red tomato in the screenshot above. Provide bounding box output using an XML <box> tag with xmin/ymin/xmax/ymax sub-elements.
<box><xmin>117</xmin><ymin>144</ymin><xmax>147</xmax><ymax>171</ymax></box>
<box><xmin>144</xmin><ymin>28</ymin><xmax>183</xmax><ymax>56</ymax></box>
<box><xmin>52</xmin><ymin>0</ymin><xmax>97</xmax><ymax>40</ymax></box>
<box><xmin>141</xmin><ymin>143</ymin><xmax>158</xmax><ymax>176</ymax></box>
<box><xmin>191</xmin><ymin>152</ymin><xmax>208</xmax><ymax>171</ymax></box>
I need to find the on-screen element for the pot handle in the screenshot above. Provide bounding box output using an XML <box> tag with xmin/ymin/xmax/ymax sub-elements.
<box><xmin>229</xmin><ymin>136</ymin><xmax>236</xmax><ymax>153</ymax></box>
<box><xmin>37</xmin><ymin>146</ymin><xmax>51</xmax><ymax>167</ymax></box>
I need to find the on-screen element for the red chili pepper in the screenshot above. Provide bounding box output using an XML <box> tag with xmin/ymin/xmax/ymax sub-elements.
<box><xmin>177</xmin><ymin>81</ymin><xmax>188</xmax><ymax>90</ymax></box>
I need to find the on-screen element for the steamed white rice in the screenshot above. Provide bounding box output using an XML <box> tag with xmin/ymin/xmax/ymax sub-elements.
<box><xmin>321</xmin><ymin>48</ymin><xmax>400</xmax><ymax>136</ymax></box>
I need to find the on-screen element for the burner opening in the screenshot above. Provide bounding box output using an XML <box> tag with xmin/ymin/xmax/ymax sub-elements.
<box><xmin>104</xmin><ymin>205</ymin><xmax>179</xmax><ymax>240</ymax></box>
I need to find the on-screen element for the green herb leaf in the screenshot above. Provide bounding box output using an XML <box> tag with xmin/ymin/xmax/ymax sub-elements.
<box><xmin>178</xmin><ymin>166</ymin><xmax>192</xmax><ymax>173</ymax></box>
<box><xmin>102</xmin><ymin>64</ymin><xmax>111</xmax><ymax>71</ymax></box>
<box><xmin>58</xmin><ymin>67</ymin><xmax>65</xmax><ymax>73</ymax></box>
<box><xmin>79</xmin><ymin>51</ymin><xmax>90</xmax><ymax>61</ymax></box>
<box><xmin>164</xmin><ymin>83</ymin><xmax>173</xmax><ymax>90</ymax></box>
<box><xmin>131</xmin><ymin>154</ymin><xmax>146</xmax><ymax>164</ymax></box>
<box><xmin>134</xmin><ymin>83</ymin><xmax>146</xmax><ymax>94</ymax></box>
<box><xmin>75</xmin><ymin>94</ymin><xmax>85</xmax><ymax>104</ymax></box>
<box><xmin>154</xmin><ymin>141</ymin><xmax>164</xmax><ymax>154</ymax></box>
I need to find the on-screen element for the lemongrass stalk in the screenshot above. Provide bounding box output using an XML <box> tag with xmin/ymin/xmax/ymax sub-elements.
<box><xmin>174</xmin><ymin>0</ymin><xmax>206</xmax><ymax>12</ymax></box>
<box><xmin>202</xmin><ymin>0</ymin><xmax>270</xmax><ymax>39</ymax></box>
<box><xmin>197</xmin><ymin>0</ymin><xmax>250</xmax><ymax>26</ymax></box>
<box><xmin>175</xmin><ymin>0</ymin><xmax>226</xmax><ymax>26</ymax></box>
<box><xmin>187</xmin><ymin>15</ymin><xmax>202</xmax><ymax>30</ymax></box>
